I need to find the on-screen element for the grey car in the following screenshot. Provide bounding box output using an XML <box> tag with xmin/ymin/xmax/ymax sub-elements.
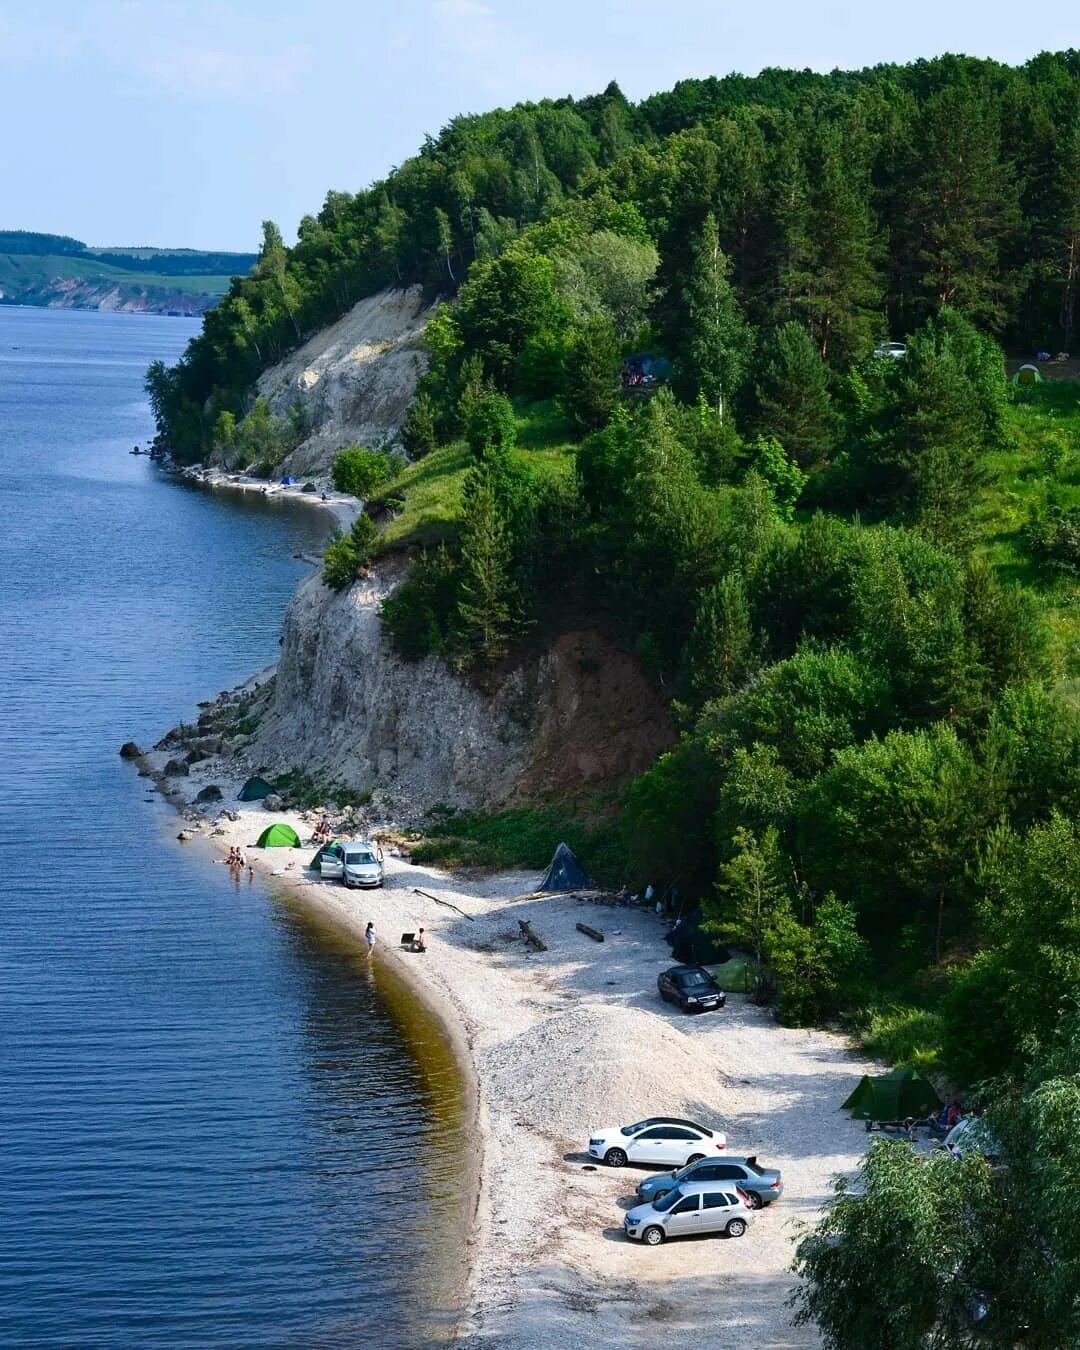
<box><xmin>623</xmin><ymin>1180</ymin><xmax>753</xmax><ymax>1245</ymax></box>
<box><xmin>635</xmin><ymin>1155</ymin><xmax>784</xmax><ymax>1210</ymax></box>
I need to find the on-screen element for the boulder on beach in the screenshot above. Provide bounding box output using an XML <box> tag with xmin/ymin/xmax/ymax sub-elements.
<box><xmin>196</xmin><ymin>785</ymin><xmax>223</xmax><ymax>803</ymax></box>
<box><xmin>119</xmin><ymin>741</ymin><xmax>143</xmax><ymax>760</ymax></box>
<box><xmin>263</xmin><ymin>794</ymin><xmax>284</xmax><ymax>810</ymax></box>
<box><xmin>164</xmin><ymin>758</ymin><xmax>190</xmax><ymax>776</ymax></box>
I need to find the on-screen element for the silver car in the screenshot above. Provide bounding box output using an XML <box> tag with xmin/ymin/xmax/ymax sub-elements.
<box><xmin>342</xmin><ymin>842</ymin><xmax>384</xmax><ymax>889</ymax></box>
<box><xmin>623</xmin><ymin>1180</ymin><xmax>753</xmax><ymax>1245</ymax></box>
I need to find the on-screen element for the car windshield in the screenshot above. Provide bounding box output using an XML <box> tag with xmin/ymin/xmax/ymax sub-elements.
<box><xmin>679</xmin><ymin>971</ymin><xmax>713</xmax><ymax>987</ymax></box>
<box><xmin>653</xmin><ymin>1187</ymin><xmax>685</xmax><ymax>1213</ymax></box>
<box><xmin>345</xmin><ymin>850</ymin><xmax>375</xmax><ymax>865</ymax></box>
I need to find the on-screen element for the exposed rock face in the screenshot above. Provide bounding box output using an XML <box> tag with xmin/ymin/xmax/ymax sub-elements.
<box><xmin>251</xmin><ymin>568</ymin><xmax>675</xmax><ymax>815</ymax></box>
<box><xmin>254</xmin><ymin>286</ymin><xmax>434</xmax><ymax>478</ymax></box>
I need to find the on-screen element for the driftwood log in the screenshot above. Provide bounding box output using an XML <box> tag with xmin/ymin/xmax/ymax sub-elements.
<box><xmin>413</xmin><ymin>887</ymin><xmax>475</xmax><ymax>921</ymax></box>
<box><xmin>519</xmin><ymin>919</ymin><xmax>547</xmax><ymax>951</ymax></box>
<box><xmin>576</xmin><ymin>921</ymin><xmax>605</xmax><ymax>942</ymax></box>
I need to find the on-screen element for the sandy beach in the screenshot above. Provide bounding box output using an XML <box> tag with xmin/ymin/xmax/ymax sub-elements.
<box><xmin>145</xmin><ymin>755</ymin><xmax>875</xmax><ymax>1347</ymax></box>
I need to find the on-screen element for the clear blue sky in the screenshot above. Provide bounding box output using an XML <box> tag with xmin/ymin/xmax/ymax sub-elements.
<box><xmin>3</xmin><ymin>0</ymin><xmax>1077</xmax><ymax>252</ymax></box>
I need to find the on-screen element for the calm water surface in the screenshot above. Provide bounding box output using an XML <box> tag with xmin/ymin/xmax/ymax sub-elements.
<box><xmin>0</xmin><ymin>308</ymin><xmax>467</xmax><ymax>1347</ymax></box>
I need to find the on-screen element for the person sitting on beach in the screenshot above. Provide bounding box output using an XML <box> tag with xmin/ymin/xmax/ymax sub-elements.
<box><xmin>410</xmin><ymin>928</ymin><xmax>427</xmax><ymax>953</ymax></box>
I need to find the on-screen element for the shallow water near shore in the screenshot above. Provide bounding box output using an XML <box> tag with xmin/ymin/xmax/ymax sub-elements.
<box><xmin>0</xmin><ymin>308</ymin><xmax>468</xmax><ymax>1346</ymax></box>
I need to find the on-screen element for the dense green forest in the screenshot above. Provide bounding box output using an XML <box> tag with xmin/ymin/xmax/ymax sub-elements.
<box><xmin>151</xmin><ymin>55</ymin><xmax>1080</xmax><ymax>1341</ymax></box>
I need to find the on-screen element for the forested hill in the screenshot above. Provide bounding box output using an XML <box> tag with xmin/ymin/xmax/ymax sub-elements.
<box><xmin>151</xmin><ymin>51</ymin><xmax>1080</xmax><ymax>456</ymax></box>
<box><xmin>152</xmin><ymin>55</ymin><xmax>1080</xmax><ymax>1338</ymax></box>
<box><xmin>0</xmin><ymin>230</ymin><xmax>257</xmax><ymax>314</ymax></box>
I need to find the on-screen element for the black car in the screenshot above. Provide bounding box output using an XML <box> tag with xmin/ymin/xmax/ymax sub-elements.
<box><xmin>657</xmin><ymin>964</ymin><xmax>726</xmax><ymax>1012</ymax></box>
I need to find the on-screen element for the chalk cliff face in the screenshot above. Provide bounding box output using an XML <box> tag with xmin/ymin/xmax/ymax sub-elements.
<box><xmin>255</xmin><ymin>287</ymin><xmax>434</xmax><ymax>478</ymax></box>
<box><xmin>251</xmin><ymin>568</ymin><xmax>675</xmax><ymax>814</ymax></box>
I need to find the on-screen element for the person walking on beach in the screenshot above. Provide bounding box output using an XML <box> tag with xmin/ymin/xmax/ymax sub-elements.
<box><xmin>364</xmin><ymin>922</ymin><xmax>375</xmax><ymax>958</ymax></box>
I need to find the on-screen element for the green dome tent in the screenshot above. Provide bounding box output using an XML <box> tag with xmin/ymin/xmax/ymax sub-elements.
<box><xmin>309</xmin><ymin>840</ymin><xmax>344</xmax><ymax>869</ymax></box>
<box><xmin>1012</xmin><ymin>363</ymin><xmax>1043</xmax><ymax>385</ymax></box>
<box><xmin>256</xmin><ymin>822</ymin><xmax>302</xmax><ymax>849</ymax></box>
<box><xmin>238</xmin><ymin>776</ymin><xmax>275</xmax><ymax>802</ymax></box>
<box><xmin>842</xmin><ymin>1067</ymin><xmax>941</xmax><ymax>1121</ymax></box>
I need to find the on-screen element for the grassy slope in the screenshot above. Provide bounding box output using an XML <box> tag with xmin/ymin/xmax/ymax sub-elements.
<box><xmin>977</xmin><ymin>380</ymin><xmax>1080</xmax><ymax>678</ymax></box>
<box><xmin>379</xmin><ymin>399</ymin><xmax>577</xmax><ymax>552</ymax></box>
<box><xmin>0</xmin><ymin>252</ymin><xmax>236</xmax><ymax>297</ymax></box>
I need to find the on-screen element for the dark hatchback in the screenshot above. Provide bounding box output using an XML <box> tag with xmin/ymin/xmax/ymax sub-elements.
<box><xmin>657</xmin><ymin>964</ymin><xmax>726</xmax><ymax>1012</ymax></box>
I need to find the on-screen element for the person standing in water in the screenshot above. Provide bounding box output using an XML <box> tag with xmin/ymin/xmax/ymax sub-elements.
<box><xmin>364</xmin><ymin>922</ymin><xmax>375</xmax><ymax>958</ymax></box>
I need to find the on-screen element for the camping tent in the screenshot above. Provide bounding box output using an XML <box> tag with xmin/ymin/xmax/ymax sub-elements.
<box><xmin>281</xmin><ymin>474</ymin><xmax>296</xmax><ymax>485</ymax></box>
<box><xmin>842</xmin><ymin>1067</ymin><xmax>941</xmax><ymax>1120</ymax></box>
<box><xmin>238</xmin><ymin>776</ymin><xmax>275</xmax><ymax>802</ymax></box>
<box><xmin>256</xmin><ymin>822</ymin><xmax>302</xmax><ymax>849</ymax></box>
<box><xmin>309</xmin><ymin>840</ymin><xmax>344</xmax><ymax>869</ymax></box>
<box><xmin>1012</xmin><ymin>363</ymin><xmax>1043</xmax><ymax>385</ymax></box>
<box><xmin>537</xmin><ymin>842</ymin><xmax>592</xmax><ymax>892</ymax></box>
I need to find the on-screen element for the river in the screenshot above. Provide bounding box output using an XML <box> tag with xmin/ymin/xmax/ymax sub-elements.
<box><xmin>0</xmin><ymin>308</ymin><xmax>467</xmax><ymax>1348</ymax></box>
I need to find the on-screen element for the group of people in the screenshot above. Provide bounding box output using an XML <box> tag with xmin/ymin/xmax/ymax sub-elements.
<box><xmin>224</xmin><ymin>845</ymin><xmax>252</xmax><ymax>876</ymax></box>
<box><xmin>311</xmin><ymin>816</ymin><xmax>334</xmax><ymax>845</ymax></box>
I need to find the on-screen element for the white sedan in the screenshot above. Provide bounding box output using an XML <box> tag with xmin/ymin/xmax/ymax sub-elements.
<box><xmin>588</xmin><ymin>1116</ymin><xmax>727</xmax><ymax>1169</ymax></box>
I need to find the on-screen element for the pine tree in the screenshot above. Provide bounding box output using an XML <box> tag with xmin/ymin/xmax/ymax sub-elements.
<box><xmin>560</xmin><ymin>315</ymin><xmax>621</xmax><ymax>434</ymax></box>
<box><xmin>679</xmin><ymin>214</ymin><xmax>754</xmax><ymax>422</ymax></box>
<box><xmin>455</xmin><ymin>466</ymin><xmax>515</xmax><ymax>663</ymax></box>
<box><xmin>682</xmin><ymin>574</ymin><xmax>758</xmax><ymax>702</ymax></box>
<box><xmin>753</xmin><ymin>322</ymin><xmax>837</xmax><ymax>467</ymax></box>
<box><xmin>895</xmin><ymin>86</ymin><xmax>1020</xmax><ymax>329</ymax></box>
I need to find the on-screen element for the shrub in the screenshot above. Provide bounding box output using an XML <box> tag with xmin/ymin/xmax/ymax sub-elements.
<box><xmin>465</xmin><ymin>392</ymin><xmax>517</xmax><ymax>460</ymax></box>
<box><xmin>379</xmin><ymin>546</ymin><xmax>460</xmax><ymax>659</ymax></box>
<box><xmin>331</xmin><ymin>445</ymin><xmax>393</xmax><ymax>499</ymax></box>
<box><xmin>321</xmin><ymin>513</ymin><xmax>380</xmax><ymax>591</ymax></box>
<box><xmin>401</xmin><ymin>391</ymin><xmax>438</xmax><ymax>460</ymax></box>
<box><xmin>1024</xmin><ymin>498</ymin><xmax>1080</xmax><ymax>570</ymax></box>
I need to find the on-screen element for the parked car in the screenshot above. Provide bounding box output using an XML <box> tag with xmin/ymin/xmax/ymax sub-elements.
<box><xmin>318</xmin><ymin>841</ymin><xmax>347</xmax><ymax>881</ymax></box>
<box><xmin>873</xmin><ymin>340</ymin><xmax>908</xmax><ymax>359</ymax></box>
<box><xmin>588</xmin><ymin>1117</ymin><xmax>726</xmax><ymax>1168</ymax></box>
<box><xmin>342</xmin><ymin>842</ymin><xmax>384</xmax><ymax>889</ymax></box>
<box><xmin>624</xmin><ymin>1181</ymin><xmax>753</xmax><ymax>1245</ymax></box>
<box><xmin>636</xmin><ymin>1155</ymin><xmax>783</xmax><ymax>1209</ymax></box>
<box><xmin>943</xmin><ymin>1116</ymin><xmax>1001</xmax><ymax>1160</ymax></box>
<box><xmin>657</xmin><ymin>964</ymin><xmax>726</xmax><ymax>1012</ymax></box>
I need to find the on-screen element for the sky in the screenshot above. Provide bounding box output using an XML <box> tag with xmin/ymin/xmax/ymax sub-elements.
<box><xmin>2</xmin><ymin>0</ymin><xmax>1078</xmax><ymax>252</ymax></box>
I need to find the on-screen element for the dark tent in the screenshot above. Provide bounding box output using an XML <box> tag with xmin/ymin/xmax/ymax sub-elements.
<box><xmin>309</xmin><ymin>840</ymin><xmax>344</xmax><ymax>869</ymax></box>
<box><xmin>537</xmin><ymin>842</ymin><xmax>592</xmax><ymax>892</ymax></box>
<box><xmin>669</xmin><ymin>913</ymin><xmax>730</xmax><ymax>966</ymax></box>
<box><xmin>238</xmin><ymin>776</ymin><xmax>275</xmax><ymax>802</ymax></box>
<box><xmin>842</xmin><ymin>1067</ymin><xmax>941</xmax><ymax>1121</ymax></box>
<box><xmin>255</xmin><ymin>822</ymin><xmax>302</xmax><ymax>849</ymax></box>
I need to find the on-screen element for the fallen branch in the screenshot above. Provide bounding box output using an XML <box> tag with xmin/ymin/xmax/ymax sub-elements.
<box><xmin>519</xmin><ymin>918</ymin><xmax>547</xmax><ymax>951</ymax></box>
<box><xmin>576</xmin><ymin>921</ymin><xmax>605</xmax><ymax>943</ymax></box>
<box><xmin>413</xmin><ymin>887</ymin><xmax>475</xmax><ymax>921</ymax></box>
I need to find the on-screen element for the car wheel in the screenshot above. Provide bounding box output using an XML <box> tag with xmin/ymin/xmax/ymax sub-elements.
<box><xmin>652</xmin><ymin>1188</ymin><xmax>671</xmax><ymax>1203</ymax></box>
<box><xmin>686</xmin><ymin>1154</ymin><xmax>704</xmax><ymax>1165</ymax></box>
<box><xmin>745</xmin><ymin>1191</ymin><xmax>764</xmax><ymax>1210</ymax></box>
<box><xmin>726</xmin><ymin>1218</ymin><xmax>747</xmax><ymax>1238</ymax></box>
<box><xmin>604</xmin><ymin>1148</ymin><xmax>627</xmax><ymax>1168</ymax></box>
<box><xmin>643</xmin><ymin>1226</ymin><xmax>664</xmax><ymax>1246</ymax></box>
<box><xmin>658</xmin><ymin>987</ymin><xmax>668</xmax><ymax>1003</ymax></box>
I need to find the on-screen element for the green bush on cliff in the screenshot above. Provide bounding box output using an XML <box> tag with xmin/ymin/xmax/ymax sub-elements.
<box><xmin>322</xmin><ymin>514</ymin><xmax>380</xmax><ymax>590</ymax></box>
<box><xmin>332</xmin><ymin>446</ymin><xmax>393</xmax><ymax>499</ymax></box>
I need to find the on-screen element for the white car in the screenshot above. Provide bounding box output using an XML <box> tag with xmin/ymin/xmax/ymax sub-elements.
<box><xmin>873</xmin><ymin>340</ymin><xmax>907</xmax><ymax>359</ymax></box>
<box><xmin>342</xmin><ymin>842</ymin><xmax>384</xmax><ymax>889</ymax></box>
<box><xmin>588</xmin><ymin>1116</ymin><xmax>727</xmax><ymax>1169</ymax></box>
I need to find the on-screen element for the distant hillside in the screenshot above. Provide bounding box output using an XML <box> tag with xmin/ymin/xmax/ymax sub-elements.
<box><xmin>0</xmin><ymin>230</ymin><xmax>257</xmax><ymax>314</ymax></box>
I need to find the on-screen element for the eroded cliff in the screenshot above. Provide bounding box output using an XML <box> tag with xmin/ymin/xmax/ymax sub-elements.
<box><xmin>250</xmin><ymin>566</ymin><xmax>675</xmax><ymax>814</ymax></box>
